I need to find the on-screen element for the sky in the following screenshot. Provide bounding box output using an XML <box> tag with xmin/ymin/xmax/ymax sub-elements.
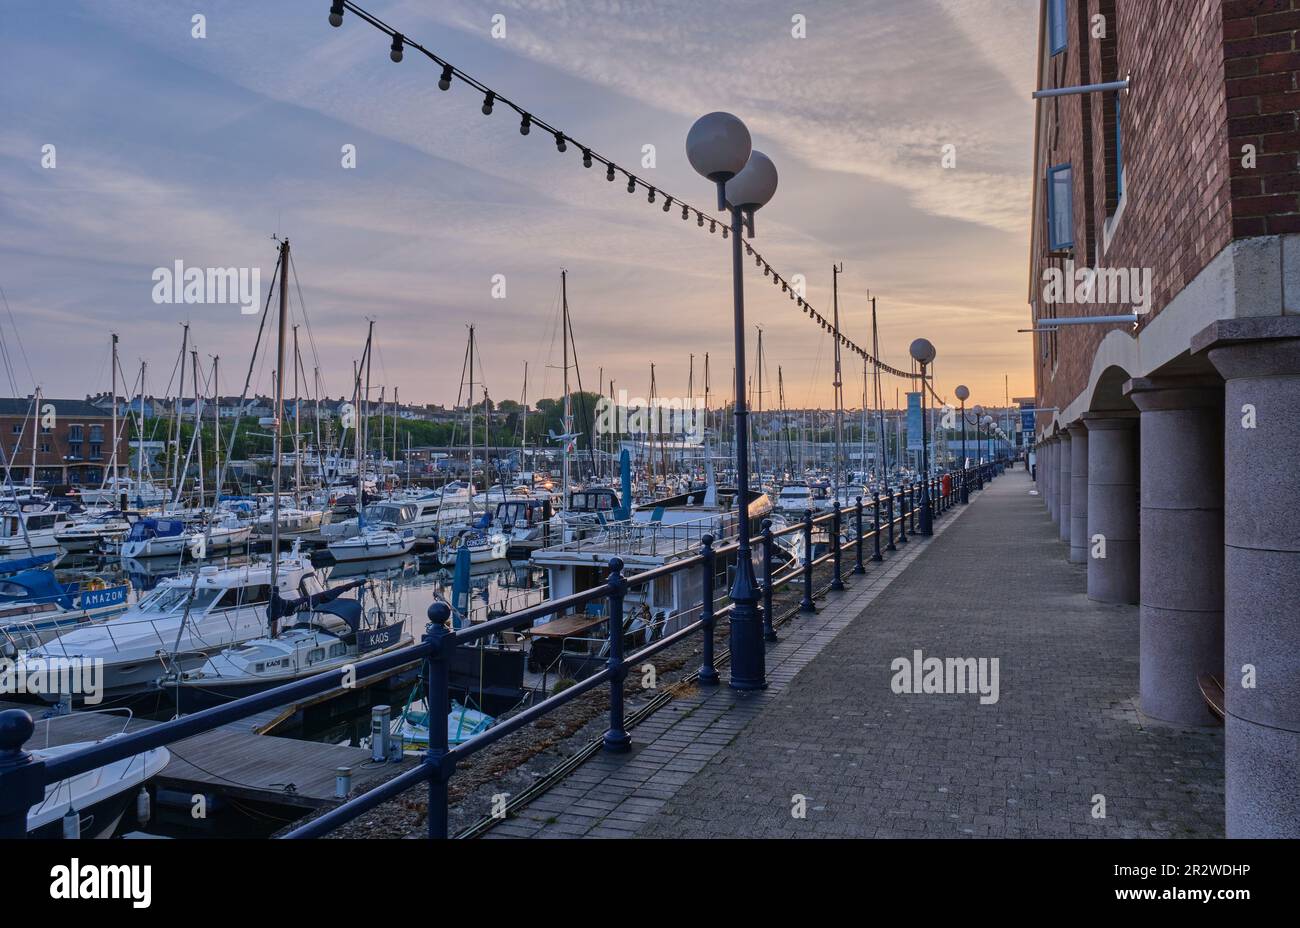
<box><xmin>0</xmin><ymin>0</ymin><xmax>1038</xmax><ymax>413</ymax></box>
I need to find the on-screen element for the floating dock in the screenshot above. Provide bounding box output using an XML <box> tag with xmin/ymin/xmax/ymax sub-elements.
<box><xmin>4</xmin><ymin>700</ymin><xmax>417</xmax><ymax>811</ymax></box>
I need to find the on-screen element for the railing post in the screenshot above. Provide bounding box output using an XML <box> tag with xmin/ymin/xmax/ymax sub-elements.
<box><xmin>422</xmin><ymin>604</ymin><xmax>456</xmax><ymax>840</ymax></box>
<box><xmin>830</xmin><ymin>501</ymin><xmax>846</xmax><ymax>591</ymax></box>
<box><xmin>603</xmin><ymin>556</ymin><xmax>632</xmax><ymax>752</ymax></box>
<box><xmin>910</xmin><ymin>482</ymin><xmax>919</xmax><ymax>534</ymax></box>
<box><xmin>961</xmin><ymin>464</ymin><xmax>969</xmax><ymax>505</ymax></box>
<box><xmin>853</xmin><ymin>496</ymin><xmax>866</xmax><ymax>574</ymax></box>
<box><xmin>698</xmin><ymin>535</ymin><xmax>720</xmax><ymax>685</ymax></box>
<box><xmin>897</xmin><ymin>485</ymin><xmax>909</xmax><ymax>544</ymax></box>
<box><xmin>760</xmin><ymin>520</ymin><xmax>778</xmax><ymax>642</ymax></box>
<box><xmin>871</xmin><ymin>491</ymin><xmax>884</xmax><ymax>562</ymax></box>
<box><xmin>800</xmin><ymin>509</ymin><xmax>816</xmax><ymax>612</ymax></box>
<box><xmin>0</xmin><ymin>709</ymin><xmax>43</xmax><ymax>838</ymax></box>
<box><xmin>886</xmin><ymin>488</ymin><xmax>897</xmax><ymax>551</ymax></box>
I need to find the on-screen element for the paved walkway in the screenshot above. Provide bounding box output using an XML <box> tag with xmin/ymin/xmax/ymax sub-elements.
<box><xmin>491</xmin><ymin>470</ymin><xmax>1225</xmax><ymax>839</ymax></box>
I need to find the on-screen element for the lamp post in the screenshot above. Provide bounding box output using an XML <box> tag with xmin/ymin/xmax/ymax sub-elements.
<box><xmin>687</xmin><ymin>112</ymin><xmax>777</xmax><ymax>691</ymax></box>
<box><xmin>955</xmin><ymin>385</ymin><xmax>969</xmax><ymax>504</ymax></box>
<box><xmin>981</xmin><ymin>415</ymin><xmax>994</xmax><ymax>474</ymax></box>
<box><xmin>909</xmin><ymin>339</ymin><xmax>935</xmax><ymax>535</ymax></box>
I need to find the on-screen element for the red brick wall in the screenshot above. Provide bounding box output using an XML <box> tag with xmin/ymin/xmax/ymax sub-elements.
<box><xmin>1224</xmin><ymin>0</ymin><xmax>1300</xmax><ymax>236</ymax></box>
<box><xmin>1031</xmin><ymin>0</ymin><xmax>1300</xmax><ymax>424</ymax></box>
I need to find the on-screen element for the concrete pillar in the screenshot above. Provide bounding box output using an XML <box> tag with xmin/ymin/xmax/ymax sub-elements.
<box><xmin>1194</xmin><ymin>317</ymin><xmax>1300</xmax><ymax>838</ymax></box>
<box><xmin>1082</xmin><ymin>412</ymin><xmax>1139</xmax><ymax>604</ymax></box>
<box><xmin>1046</xmin><ymin>439</ymin><xmax>1058</xmax><ymax>522</ymax></box>
<box><xmin>1057</xmin><ymin>431</ymin><xmax>1072</xmax><ymax>543</ymax></box>
<box><xmin>1068</xmin><ymin>422</ymin><xmax>1089</xmax><ymax>564</ymax></box>
<box><xmin>1125</xmin><ymin>377</ymin><xmax>1224</xmax><ymax>727</ymax></box>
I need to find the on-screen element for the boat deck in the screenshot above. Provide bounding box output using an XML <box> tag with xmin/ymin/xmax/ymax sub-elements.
<box><xmin>4</xmin><ymin>700</ymin><xmax>418</xmax><ymax>810</ymax></box>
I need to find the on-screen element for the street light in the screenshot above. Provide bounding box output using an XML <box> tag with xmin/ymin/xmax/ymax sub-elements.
<box><xmin>981</xmin><ymin>415</ymin><xmax>994</xmax><ymax>471</ymax></box>
<box><xmin>909</xmin><ymin>338</ymin><xmax>935</xmax><ymax>536</ymax></box>
<box><xmin>954</xmin><ymin>384</ymin><xmax>969</xmax><ymax>504</ymax></box>
<box><xmin>687</xmin><ymin>112</ymin><xmax>776</xmax><ymax>691</ymax></box>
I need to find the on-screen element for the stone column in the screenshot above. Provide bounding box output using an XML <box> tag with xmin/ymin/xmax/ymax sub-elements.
<box><xmin>1125</xmin><ymin>376</ymin><xmax>1224</xmax><ymax>727</ymax></box>
<box><xmin>1082</xmin><ymin>412</ymin><xmax>1139</xmax><ymax>604</ymax></box>
<box><xmin>1046</xmin><ymin>439</ymin><xmax>1058</xmax><ymax>523</ymax></box>
<box><xmin>1057</xmin><ymin>431</ymin><xmax>1072</xmax><ymax>543</ymax></box>
<box><xmin>1194</xmin><ymin>317</ymin><xmax>1300</xmax><ymax>838</ymax></box>
<box><xmin>1068</xmin><ymin>422</ymin><xmax>1089</xmax><ymax>563</ymax></box>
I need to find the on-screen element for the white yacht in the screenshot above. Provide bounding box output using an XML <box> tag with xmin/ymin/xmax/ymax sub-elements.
<box><xmin>77</xmin><ymin>476</ymin><xmax>169</xmax><ymax>508</ymax></box>
<box><xmin>20</xmin><ymin>553</ymin><xmax>324</xmax><ymax>701</ymax></box>
<box><xmin>437</xmin><ymin>528</ymin><xmax>509</xmax><ymax>565</ymax></box>
<box><xmin>252</xmin><ymin>506</ymin><xmax>323</xmax><ymax>537</ymax></box>
<box><xmin>327</xmin><ymin>525</ymin><xmax>415</xmax><ymax>562</ymax></box>
<box><xmin>0</xmin><ymin>507</ymin><xmax>76</xmax><ymax>554</ymax></box>
<box><xmin>162</xmin><ymin>591</ymin><xmax>411</xmax><ymax>711</ymax></box>
<box><xmin>529</xmin><ymin>482</ymin><xmax>774</xmax><ymax>678</ymax></box>
<box><xmin>119</xmin><ymin>515</ymin><xmax>251</xmax><ymax>559</ymax></box>
<box><xmin>54</xmin><ymin>510</ymin><xmax>136</xmax><ymax>553</ymax></box>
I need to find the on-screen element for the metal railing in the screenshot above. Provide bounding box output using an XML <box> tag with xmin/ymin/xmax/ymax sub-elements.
<box><xmin>0</xmin><ymin>463</ymin><xmax>1001</xmax><ymax>839</ymax></box>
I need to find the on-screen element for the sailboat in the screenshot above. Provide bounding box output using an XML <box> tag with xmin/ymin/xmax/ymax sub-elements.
<box><xmin>327</xmin><ymin>324</ymin><xmax>415</xmax><ymax>562</ymax></box>
<box><xmin>160</xmin><ymin>576</ymin><xmax>411</xmax><ymax>711</ymax></box>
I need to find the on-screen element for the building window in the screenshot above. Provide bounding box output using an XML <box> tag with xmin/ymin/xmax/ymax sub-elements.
<box><xmin>89</xmin><ymin>424</ymin><xmax>104</xmax><ymax>442</ymax></box>
<box><xmin>1049</xmin><ymin>0</ymin><xmax>1068</xmax><ymax>56</ymax></box>
<box><xmin>1047</xmin><ymin>164</ymin><xmax>1074</xmax><ymax>252</ymax></box>
<box><xmin>89</xmin><ymin>443</ymin><xmax>103</xmax><ymax>460</ymax></box>
<box><xmin>10</xmin><ymin>424</ymin><xmax>21</xmax><ymax>435</ymax></box>
<box><xmin>69</xmin><ymin>425</ymin><xmax>83</xmax><ymax>441</ymax></box>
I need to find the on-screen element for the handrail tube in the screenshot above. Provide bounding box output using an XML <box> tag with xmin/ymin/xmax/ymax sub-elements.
<box><xmin>284</xmin><ymin>756</ymin><xmax>432</xmax><ymax>839</ymax></box>
<box><xmin>42</xmin><ymin>639</ymin><xmax>432</xmax><ymax>782</ymax></box>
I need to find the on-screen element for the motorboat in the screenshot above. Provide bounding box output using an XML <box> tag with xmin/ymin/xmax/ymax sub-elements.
<box><xmin>161</xmin><ymin>581</ymin><xmax>411</xmax><ymax>711</ymax></box>
<box><xmin>0</xmin><ymin>568</ymin><xmax>131</xmax><ymax>653</ymax></box>
<box><xmin>327</xmin><ymin>525</ymin><xmax>415</xmax><ymax>562</ymax></box>
<box><xmin>119</xmin><ymin>516</ymin><xmax>251</xmax><ymax>559</ymax></box>
<box><xmin>19</xmin><ymin>553</ymin><xmax>324</xmax><ymax>701</ymax></box>
<box><xmin>77</xmin><ymin>476</ymin><xmax>170</xmax><ymax>509</ymax></box>
<box><xmin>0</xmin><ymin>506</ymin><xmax>76</xmax><ymax>555</ymax></box>
<box><xmin>26</xmin><ymin>734</ymin><xmax>169</xmax><ymax>838</ymax></box>
<box><xmin>54</xmin><ymin>510</ymin><xmax>136</xmax><ymax>553</ymax></box>
<box><xmin>437</xmin><ymin>528</ymin><xmax>508</xmax><ymax>565</ymax></box>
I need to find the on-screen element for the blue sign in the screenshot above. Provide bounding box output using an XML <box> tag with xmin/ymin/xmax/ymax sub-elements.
<box><xmin>359</xmin><ymin>621</ymin><xmax>405</xmax><ymax>654</ymax></box>
<box><xmin>1019</xmin><ymin>401</ymin><xmax>1036</xmax><ymax>436</ymax></box>
<box><xmin>79</xmin><ymin>584</ymin><xmax>128</xmax><ymax>610</ymax></box>
<box><xmin>906</xmin><ymin>393</ymin><xmax>923</xmax><ymax>452</ymax></box>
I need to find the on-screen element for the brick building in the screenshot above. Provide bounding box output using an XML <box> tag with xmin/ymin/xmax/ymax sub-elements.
<box><xmin>1028</xmin><ymin>0</ymin><xmax>1300</xmax><ymax>837</ymax></box>
<box><xmin>0</xmin><ymin>397</ymin><xmax>127</xmax><ymax>487</ymax></box>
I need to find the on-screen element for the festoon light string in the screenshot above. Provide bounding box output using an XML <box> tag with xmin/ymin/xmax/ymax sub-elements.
<box><xmin>331</xmin><ymin>0</ymin><xmax>920</xmax><ymax>382</ymax></box>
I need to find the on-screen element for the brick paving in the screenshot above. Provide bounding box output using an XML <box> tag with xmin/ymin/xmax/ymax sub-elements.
<box><xmin>491</xmin><ymin>470</ymin><xmax>1225</xmax><ymax>839</ymax></box>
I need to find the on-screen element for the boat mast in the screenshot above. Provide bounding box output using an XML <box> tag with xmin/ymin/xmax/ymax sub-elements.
<box><xmin>561</xmin><ymin>270</ymin><xmax>571</xmax><ymax>507</ymax></box>
<box><xmin>872</xmin><ymin>296</ymin><xmax>887</xmax><ymax>487</ymax></box>
<box><xmin>269</xmin><ymin>238</ymin><xmax>289</xmax><ymax>628</ymax></box>
<box><xmin>353</xmin><ymin>359</ymin><xmax>362</xmax><ymax>524</ymax></box>
<box><xmin>171</xmin><ymin>322</ymin><xmax>188</xmax><ymax>495</ymax></box>
<box><xmin>520</xmin><ymin>362</ymin><xmax>528</xmax><ymax>479</ymax></box>
<box><xmin>363</xmin><ymin>320</ymin><xmax>374</xmax><ymax>493</ymax></box>
<box><xmin>473</xmin><ymin>323</ymin><xmax>483</xmax><ymax>499</ymax></box>
<box><xmin>138</xmin><ymin>360</ymin><xmax>148</xmax><ymax>485</ymax></box>
<box><xmin>292</xmin><ymin>325</ymin><xmax>302</xmax><ymax>502</ymax></box>
<box><xmin>755</xmin><ymin>327</ymin><xmax>764</xmax><ymax>484</ymax></box>
<box><xmin>109</xmin><ymin>333</ymin><xmax>119</xmax><ymax>489</ymax></box>
<box><xmin>831</xmin><ymin>263</ymin><xmax>844</xmax><ymax>499</ymax></box>
<box><xmin>212</xmin><ymin>355</ymin><xmax>220</xmax><ymax>505</ymax></box>
<box><xmin>190</xmin><ymin>349</ymin><xmax>202</xmax><ymax>507</ymax></box>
